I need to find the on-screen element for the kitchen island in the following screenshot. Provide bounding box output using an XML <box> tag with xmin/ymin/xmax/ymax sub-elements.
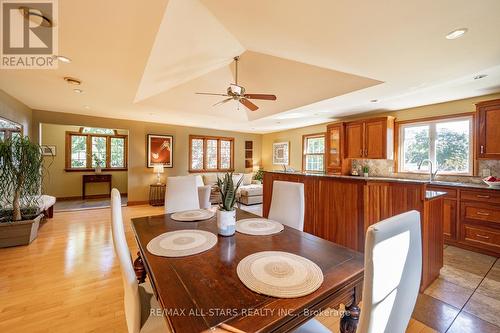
<box><xmin>263</xmin><ymin>171</ymin><xmax>446</xmax><ymax>290</ymax></box>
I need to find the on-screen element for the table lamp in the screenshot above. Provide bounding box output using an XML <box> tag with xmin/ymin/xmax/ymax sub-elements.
<box><xmin>153</xmin><ymin>164</ymin><xmax>164</xmax><ymax>184</ymax></box>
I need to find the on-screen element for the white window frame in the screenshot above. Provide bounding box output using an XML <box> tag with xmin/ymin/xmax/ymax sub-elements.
<box><xmin>302</xmin><ymin>134</ymin><xmax>325</xmax><ymax>173</ymax></box>
<box><xmin>398</xmin><ymin>115</ymin><xmax>473</xmax><ymax>176</ymax></box>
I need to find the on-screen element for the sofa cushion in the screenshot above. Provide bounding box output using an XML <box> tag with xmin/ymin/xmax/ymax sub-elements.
<box><xmin>203</xmin><ymin>173</ymin><xmax>219</xmax><ymax>185</ymax></box>
<box><xmin>232</xmin><ymin>173</ymin><xmax>243</xmax><ymax>185</ymax></box>
<box><xmin>239</xmin><ymin>184</ymin><xmax>263</xmax><ymax>197</ymax></box>
<box><xmin>242</xmin><ymin>173</ymin><xmax>253</xmax><ymax>186</ymax></box>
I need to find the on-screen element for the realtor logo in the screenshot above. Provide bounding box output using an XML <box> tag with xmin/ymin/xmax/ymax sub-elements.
<box><xmin>1</xmin><ymin>0</ymin><xmax>58</xmax><ymax>69</ymax></box>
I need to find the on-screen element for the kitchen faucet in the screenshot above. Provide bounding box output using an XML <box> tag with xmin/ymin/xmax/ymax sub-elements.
<box><xmin>418</xmin><ymin>159</ymin><xmax>439</xmax><ymax>181</ymax></box>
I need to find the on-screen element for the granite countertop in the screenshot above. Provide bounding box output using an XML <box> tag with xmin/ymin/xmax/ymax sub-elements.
<box><xmin>425</xmin><ymin>191</ymin><xmax>447</xmax><ymax>200</ymax></box>
<box><xmin>266</xmin><ymin>170</ymin><xmax>500</xmax><ymax>191</ymax></box>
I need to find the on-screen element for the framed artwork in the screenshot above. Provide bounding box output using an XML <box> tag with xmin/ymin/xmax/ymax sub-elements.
<box><xmin>147</xmin><ymin>134</ymin><xmax>173</xmax><ymax>168</ymax></box>
<box><xmin>41</xmin><ymin>145</ymin><xmax>56</xmax><ymax>156</ymax></box>
<box><xmin>272</xmin><ymin>141</ymin><xmax>289</xmax><ymax>165</ymax></box>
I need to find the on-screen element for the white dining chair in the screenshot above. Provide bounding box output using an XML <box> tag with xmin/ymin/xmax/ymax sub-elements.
<box><xmin>295</xmin><ymin>210</ymin><xmax>422</xmax><ymax>333</ymax></box>
<box><xmin>110</xmin><ymin>189</ymin><xmax>169</xmax><ymax>333</ymax></box>
<box><xmin>165</xmin><ymin>176</ymin><xmax>200</xmax><ymax>213</ymax></box>
<box><xmin>195</xmin><ymin>175</ymin><xmax>212</xmax><ymax>209</ymax></box>
<box><xmin>268</xmin><ymin>181</ymin><xmax>305</xmax><ymax>231</ymax></box>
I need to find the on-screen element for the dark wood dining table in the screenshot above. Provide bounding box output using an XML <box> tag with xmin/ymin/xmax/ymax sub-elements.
<box><xmin>131</xmin><ymin>209</ymin><xmax>364</xmax><ymax>333</ymax></box>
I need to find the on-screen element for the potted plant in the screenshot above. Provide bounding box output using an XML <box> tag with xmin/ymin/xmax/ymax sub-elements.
<box><xmin>363</xmin><ymin>165</ymin><xmax>369</xmax><ymax>177</ymax></box>
<box><xmin>253</xmin><ymin>167</ymin><xmax>264</xmax><ymax>184</ymax></box>
<box><xmin>216</xmin><ymin>172</ymin><xmax>243</xmax><ymax>236</ymax></box>
<box><xmin>93</xmin><ymin>153</ymin><xmax>103</xmax><ymax>173</ymax></box>
<box><xmin>0</xmin><ymin>136</ymin><xmax>44</xmax><ymax>248</ymax></box>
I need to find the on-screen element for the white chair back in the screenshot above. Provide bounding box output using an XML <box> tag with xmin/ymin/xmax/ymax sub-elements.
<box><xmin>357</xmin><ymin>210</ymin><xmax>422</xmax><ymax>333</ymax></box>
<box><xmin>165</xmin><ymin>176</ymin><xmax>199</xmax><ymax>213</ymax></box>
<box><xmin>268</xmin><ymin>181</ymin><xmax>305</xmax><ymax>231</ymax></box>
<box><xmin>194</xmin><ymin>175</ymin><xmax>204</xmax><ymax>187</ymax></box>
<box><xmin>110</xmin><ymin>188</ymin><xmax>141</xmax><ymax>333</ymax></box>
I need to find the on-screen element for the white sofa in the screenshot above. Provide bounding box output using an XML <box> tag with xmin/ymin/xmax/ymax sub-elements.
<box><xmin>199</xmin><ymin>172</ymin><xmax>263</xmax><ymax>205</ymax></box>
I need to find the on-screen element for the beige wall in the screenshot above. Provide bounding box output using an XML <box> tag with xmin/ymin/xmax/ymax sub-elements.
<box><xmin>33</xmin><ymin>110</ymin><xmax>262</xmax><ymax>203</ymax></box>
<box><xmin>262</xmin><ymin>92</ymin><xmax>500</xmax><ymax>171</ymax></box>
<box><xmin>41</xmin><ymin>124</ymin><xmax>128</xmax><ymax>198</ymax></box>
<box><xmin>0</xmin><ymin>89</ymin><xmax>32</xmax><ymax>137</ymax></box>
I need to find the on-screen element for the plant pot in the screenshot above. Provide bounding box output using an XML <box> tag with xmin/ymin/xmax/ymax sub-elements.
<box><xmin>0</xmin><ymin>214</ymin><xmax>43</xmax><ymax>248</ymax></box>
<box><xmin>363</xmin><ymin>172</ymin><xmax>369</xmax><ymax>177</ymax></box>
<box><xmin>216</xmin><ymin>209</ymin><xmax>236</xmax><ymax>236</ymax></box>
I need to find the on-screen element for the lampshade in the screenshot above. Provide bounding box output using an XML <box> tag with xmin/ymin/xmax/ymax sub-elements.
<box><xmin>153</xmin><ymin>165</ymin><xmax>164</xmax><ymax>173</ymax></box>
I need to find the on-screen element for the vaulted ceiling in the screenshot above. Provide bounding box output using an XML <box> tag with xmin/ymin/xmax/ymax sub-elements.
<box><xmin>1</xmin><ymin>0</ymin><xmax>500</xmax><ymax>133</ymax></box>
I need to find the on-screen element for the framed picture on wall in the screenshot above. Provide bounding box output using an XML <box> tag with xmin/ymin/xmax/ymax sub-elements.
<box><xmin>41</xmin><ymin>145</ymin><xmax>56</xmax><ymax>156</ymax></box>
<box><xmin>272</xmin><ymin>141</ymin><xmax>289</xmax><ymax>165</ymax></box>
<box><xmin>147</xmin><ymin>134</ymin><xmax>173</xmax><ymax>168</ymax></box>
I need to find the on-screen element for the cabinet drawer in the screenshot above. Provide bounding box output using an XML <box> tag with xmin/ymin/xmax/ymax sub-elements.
<box><xmin>464</xmin><ymin>207</ymin><xmax>500</xmax><ymax>223</ymax></box>
<box><xmin>427</xmin><ymin>186</ymin><xmax>457</xmax><ymax>199</ymax></box>
<box><xmin>463</xmin><ymin>224</ymin><xmax>500</xmax><ymax>250</ymax></box>
<box><xmin>461</xmin><ymin>190</ymin><xmax>500</xmax><ymax>204</ymax></box>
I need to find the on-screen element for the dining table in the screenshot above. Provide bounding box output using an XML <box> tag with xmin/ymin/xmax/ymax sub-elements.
<box><xmin>131</xmin><ymin>208</ymin><xmax>364</xmax><ymax>333</ymax></box>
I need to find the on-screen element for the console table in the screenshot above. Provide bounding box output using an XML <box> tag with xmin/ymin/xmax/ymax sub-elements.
<box><xmin>82</xmin><ymin>174</ymin><xmax>112</xmax><ymax>199</ymax></box>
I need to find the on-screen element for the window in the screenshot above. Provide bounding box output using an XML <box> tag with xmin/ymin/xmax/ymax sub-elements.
<box><xmin>66</xmin><ymin>127</ymin><xmax>128</xmax><ymax>170</ymax></box>
<box><xmin>398</xmin><ymin>116</ymin><xmax>473</xmax><ymax>175</ymax></box>
<box><xmin>0</xmin><ymin>117</ymin><xmax>22</xmax><ymax>140</ymax></box>
<box><xmin>189</xmin><ymin>135</ymin><xmax>234</xmax><ymax>172</ymax></box>
<box><xmin>303</xmin><ymin>134</ymin><xmax>325</xmax><ymax>172</ymax></box>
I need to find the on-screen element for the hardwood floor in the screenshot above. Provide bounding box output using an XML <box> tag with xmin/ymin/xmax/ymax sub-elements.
<box><xmin>0</xmin><ymin>205</ymin><xmax>163</xmax><ymax>333</ymax></box>
<box><xmin>1</xmin><ymin>206</ymin><xmax>495</xmax><ymax>332</ymax></box>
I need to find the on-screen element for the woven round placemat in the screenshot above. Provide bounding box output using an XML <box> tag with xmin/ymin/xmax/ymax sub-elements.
<box><xmin>236</xmin><ymin>218</ymin><xmax>284</xmax><ymax>236</ymax></box>
<box><xmin>146</xmin><ymin>230</ymin><xmax>217</xmax><ymax>257</ymax></box>
<box><xmin>237</xmin><ymin>251</ymin><xmax>324</xmax><ymax>298</ymax></box>
<box><xmin>171</xmin><ymin>209</ymin><xmax>215</xmax><ymax>222</ymax></box>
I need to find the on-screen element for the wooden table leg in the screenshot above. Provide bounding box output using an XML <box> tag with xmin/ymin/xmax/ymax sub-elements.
<box><xmin>340</xmin><ymin>304</ymin><xmax>360</xmax><ymax>333</ymax></box>
<box><xmin>133</xmin><ymin>251</ymin><xmax>147</xmax><ymax>283</ymax></box>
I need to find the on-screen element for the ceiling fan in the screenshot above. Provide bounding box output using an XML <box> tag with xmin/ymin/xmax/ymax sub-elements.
<box><xmin>195</xmin><ymin>56</ymin><xmax>277</xmax><ymax>111</ymax></box>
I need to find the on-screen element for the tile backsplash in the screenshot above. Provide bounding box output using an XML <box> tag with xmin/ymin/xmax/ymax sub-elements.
<box><xmin>351</xmin><ymin>159</ymin><xmax>500</xmax><ymax>184</ymax></box>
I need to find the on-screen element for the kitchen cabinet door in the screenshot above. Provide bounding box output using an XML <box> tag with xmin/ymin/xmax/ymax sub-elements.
<box><xmin>364</xmin><ymin>119</ymin><xmax>386</xmax><ymax>159</ymax></box>
<box><xmin>345</xmin><ymin>122</ymin><xmax>364</xmax><ymax>158</ymax></box>
<box><xmin>477</xmin><ymin>99</ymin><xmax>500</xmax><ymax>159</ymax></box>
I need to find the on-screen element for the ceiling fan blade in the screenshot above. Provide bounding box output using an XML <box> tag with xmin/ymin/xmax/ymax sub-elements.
<box><xmin>196</xmin><ymin>92</ymin><xmax>230</xmax><ymax>97</ymax></box>
<box><xmin>243</xmin><ymin>94</ymin><xmax>277</xmax><ymax>101</ymax></box>
<box><xmin>239</xmin><ymin>98</ymin><xmax>259</xmax><ymax>111</ymax></box>
<box><xmin>213</xmin><ymin>98</ymin><xmax>233</xmax><ymax>107</ymax></box>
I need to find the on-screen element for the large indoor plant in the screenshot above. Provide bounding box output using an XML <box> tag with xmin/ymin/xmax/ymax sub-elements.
<box><xmin>216</xmin><ymin>172</ymin><xmax>243</xmax><ymax>236</ymax></box>
<box><xmin>0</xmin><ymin>136</ymin><xmax>44</xmax><ymax>247</ymax></box>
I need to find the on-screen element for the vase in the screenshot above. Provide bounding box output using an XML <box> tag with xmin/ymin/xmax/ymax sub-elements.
<box><xmin>216</xmin><ymin>209</ymin><xmax>236</xmax><ymax>236</ymax></box>
<box><xmin>95</xmin><ymin>165</ymin><xmax>102</xmax><ymax>174</ymax></box>
<box><xmin>363</xmin><ymin>172</ymin><xmax>369</xmax><ymax>177</ymax></box>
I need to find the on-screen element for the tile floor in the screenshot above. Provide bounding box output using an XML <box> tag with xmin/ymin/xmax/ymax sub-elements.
<box><xmin>413</xmin><ymin>245</ymin><xmax>500</xmax><ymax>332</ymax></box>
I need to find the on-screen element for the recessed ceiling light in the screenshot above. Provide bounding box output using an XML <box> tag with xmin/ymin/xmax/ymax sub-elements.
<box><xmin>73</xmin><ymin>88</ymin><xmax>83</xmax><ymax>94</ymax></box>
<box><xmin>370</xmin><ymin>99</ymin><xmax>379</xmax><ymax>103</ymax></box>
<box><xmin>276</xmin><ymin>122</ymin><xmax>281</xmax><ymax>124</ymax></box>
<box><xmin>54</xmin><ymin>55</ymin><xmax>71</xmax><ymax>63</ymax></box>
<box><xmin>445</xmin><ymin>28</ymin><xmax>468</xmax><ymax>40</ymax></box>
<box><xmin>83</xmin><ymin>105</ymin><xmax>90</xmax><ymax>109</ymax></box>
<box><xmin>474</xmin><ymin>74</ymin><xmax>488</xmax><ymax>80</ymax></box>
<box><xmin>64</xmin><ymin>77</ymin><xmax>81</xmax><ymax>85</ymax></box>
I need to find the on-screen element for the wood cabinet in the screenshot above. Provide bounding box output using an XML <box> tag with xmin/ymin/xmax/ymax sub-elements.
<box><xmin>428</xmin><ymin>186</ymin><xmax>458</xmax><ymax>241</ymax></box>
<box><xmin>263</xmin><ymin>171</ymin><xmax>444</xmax><ymax>290</ymax></box>
<box><xmin>345</xmin><ymin>117</ymin><xmax>394</xmax><ymax>159</ymax></box>
<box><xmin>430</xmin><ymin>184</ymin><xmax>500</xmax><ymax>256</ymax></box>
<box><xmin>477</xmin><ymin>99</ymin><xmax>500</xmax><ymax>159</ymax></box>
<box><xmin>325</xmin><ymin>123</ymin><xmax>345</xmax><ymax>174</ymax></box>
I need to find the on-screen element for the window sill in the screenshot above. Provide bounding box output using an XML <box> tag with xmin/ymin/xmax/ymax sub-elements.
<box><xmin>397</xmin><ymin>171</ymin><xmax>474</xmax><ymax>177</ymax></box>
<box><xmin>65</xmin><ymin>168</ymin><xmax>128</xmax><ymax>172</ymax></box>
<box><xmin>189</xmin><ymin>169</ymin><xmax>235</xmax><ymax>173</ymax></box>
